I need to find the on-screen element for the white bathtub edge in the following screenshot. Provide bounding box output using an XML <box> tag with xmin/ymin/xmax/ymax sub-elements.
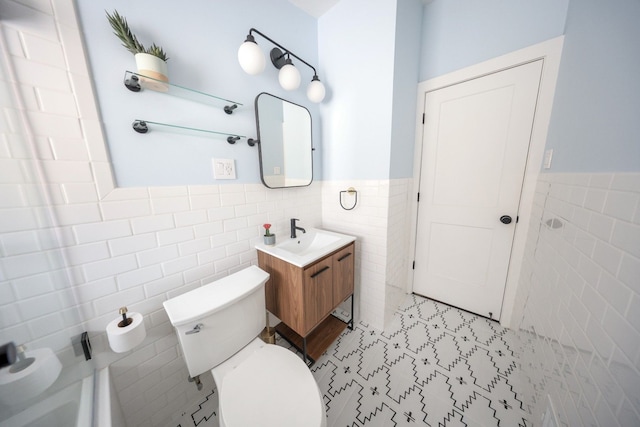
<box><xmin>76</xmin><ymin>375</ymin><xmax>94</xmax><ymax>427</ymax></box>
<box><xmin>96</xmin><ymin>366</ymin><xmax>125</xmax><ymax>427</ymax></box>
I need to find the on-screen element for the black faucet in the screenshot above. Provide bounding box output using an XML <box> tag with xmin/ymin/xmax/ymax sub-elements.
<box><xmin>290</xmin><ymin>218</ymin><xmax>306</xmax><ymax>238</ymax></box>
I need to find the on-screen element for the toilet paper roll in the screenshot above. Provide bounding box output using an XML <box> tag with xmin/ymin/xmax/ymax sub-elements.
<box><xmin>0</xmin><ymin>347</ymin><xmax>62</xmax><ymax>406</ymax></box>
<box><xmin>107</xmin><ymin>312</ymin><xmax>146</xmax><ymax>353</ymax></box>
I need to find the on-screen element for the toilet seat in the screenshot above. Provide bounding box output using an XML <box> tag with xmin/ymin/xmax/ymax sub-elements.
<box><xmin>215</xmin><ymin>343</ymin><xmax>325</xmax><ymax>427</ymax></box>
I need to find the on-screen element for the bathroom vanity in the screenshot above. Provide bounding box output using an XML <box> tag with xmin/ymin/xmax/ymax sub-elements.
<box><xmin>255</xmin><ymin>229</ymin><xmax>355</xmax><ymax>364</ymax></box>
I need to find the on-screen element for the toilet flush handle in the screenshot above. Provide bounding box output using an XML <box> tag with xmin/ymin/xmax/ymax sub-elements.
<box><xmin>185</xmin><ymin>323</ymin><xmax>204</xmax><ymax>335</ymax></box>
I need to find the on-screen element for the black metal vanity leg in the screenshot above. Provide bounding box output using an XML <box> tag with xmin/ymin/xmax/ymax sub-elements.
<box><xmin>302</xmin><ymin>337</ymin><xmax>308</xmax><ymax>364</ymax></box>
<box><xmin>349</xmin><ymin>294</ymin><xmax>354</xmax><ymax>330</ymax></box>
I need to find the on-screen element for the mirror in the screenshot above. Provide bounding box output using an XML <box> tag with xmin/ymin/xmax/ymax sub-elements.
<box><xmin>255</xmin><ymin>93</ymin><xmax>313</xmax><ymax>188</ymax></box>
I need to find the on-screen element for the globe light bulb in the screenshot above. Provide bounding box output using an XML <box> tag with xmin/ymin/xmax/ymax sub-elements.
<box><xmin>307</xmin><ymin>76</ymin><xmax>326</xmax><ymax>103</ymax></box>
<box><xmin>238</xmin><ymin>38</ymin><xmax>265</xmax><ymax>75</ymax></box>
<box><xmin>278</xmin><ymin>62</ymin><xmax>301</xmax><ymax>91</ymax></box>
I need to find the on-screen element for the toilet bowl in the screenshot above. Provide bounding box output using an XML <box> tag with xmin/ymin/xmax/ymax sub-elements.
<box><xmin>163</xmin><ymin>266</ymin><xmax>326</xmax><ymax>427</ymax></box>
<box><xmin>213</xmin><ymin>338</ymin><xmax>326</xmax><ymax>427</ymax></box>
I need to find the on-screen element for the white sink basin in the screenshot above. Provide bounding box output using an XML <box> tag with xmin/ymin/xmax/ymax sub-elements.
<box><xmin>255</xmin><ymin>228</ymin><xmax>356</xmax><ymax>267</ymax></box>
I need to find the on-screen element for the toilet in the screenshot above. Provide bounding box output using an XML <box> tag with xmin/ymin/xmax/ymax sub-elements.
<box><xmin>163</xmin><ymin>265</ymin><xmax>326</xmax><ymax>427</ymax></box>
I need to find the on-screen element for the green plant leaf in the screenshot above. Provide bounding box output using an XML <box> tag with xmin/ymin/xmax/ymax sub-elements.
<box><xmin>146</xmin><ymin>43</ymin><xmax>169</xmax><ymax>62</ymax></box>
<box><xmin>105</xmin><ymin>10</ymin><xmax>168</xmax><ymax>61</ymax></box>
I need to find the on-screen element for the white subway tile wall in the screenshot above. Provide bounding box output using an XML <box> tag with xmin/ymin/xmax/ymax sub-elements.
<box><xmin>321</xmin><ymin>181</ymin><xmax>386</xmax><ymax>328</ymax></box>
<box><xmin>0</xmin><ymin>2</ymin><xmax>400</xmax><ymax>425</ymax></box>
<box><xmin>321</xmin><ymin>179</ymin><xmax>410</xmax><ymax>331</ymax></box>
<box><xmin>515</xmin><ymin>173</ymin><xmax>640</xmax><ymax>426</ymax></box>
<box><xmin>385</xmin><ymin>178</ymin><xmax>412</xmax><ymax>325</ymax></box>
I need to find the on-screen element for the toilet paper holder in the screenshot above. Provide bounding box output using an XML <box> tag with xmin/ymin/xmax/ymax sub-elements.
<box><xmin>106</xmin><ymin>307</ymin><xmax>147</xmax><ymax>353</ymax></box>
<box><xmin>119</xmin><ymin>306</ymin><xmax>133</xmax><ymax>327</ymax></box>
<box><xmin>9</xmin><ymin>345</ymin><xmax>31</xmax><ymax>373</ymax></box>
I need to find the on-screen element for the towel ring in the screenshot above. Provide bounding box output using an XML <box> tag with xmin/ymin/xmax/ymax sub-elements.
<box><xmin>339</xmin><ymin>187</ymin><xmax>358</xmax><ymax>210</ymax></box>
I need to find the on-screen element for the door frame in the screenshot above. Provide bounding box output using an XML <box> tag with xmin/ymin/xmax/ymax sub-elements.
<box><xmin>407</xmin><ymin>36</ymin><xmax>564</xmax><ymax>328</ymax></box>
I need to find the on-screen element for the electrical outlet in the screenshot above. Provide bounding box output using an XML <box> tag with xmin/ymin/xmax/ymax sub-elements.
<box><xmin>543</xmin><ymin>149</ymin><xmax>553</xmax><ymax>169</ymax></box>
<box><xmin>212</xmin><ymin>158</ymin><xmax>236</xmax><ymax>180</ymax></box>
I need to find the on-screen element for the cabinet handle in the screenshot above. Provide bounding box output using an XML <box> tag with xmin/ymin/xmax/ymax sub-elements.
<box><xmin>337</xmin><ymin>253</ymin><xmax>352</xmax><ymax>262</ymax></box>
<box><xmin>310</xmin><ymin>266</ymin><xmax>330</xmax><ymax>278</ymax></box>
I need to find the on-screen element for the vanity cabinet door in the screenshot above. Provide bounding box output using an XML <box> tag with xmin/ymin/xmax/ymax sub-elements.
<box><xmin>303</xmin><ymin>257</ymin><xmax>333</xmax><ymax>334</ymax></box>
<box><xmin>332</xmin><ymin>243</ymin><xmax>355</xmax><ymax>307</ymax></box>
<box><xmin>258</xmin><ymin>250</ymin><xmax>306</xmax><ymax>334</ymax></box>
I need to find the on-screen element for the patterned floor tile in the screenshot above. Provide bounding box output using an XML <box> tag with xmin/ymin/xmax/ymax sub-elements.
<box><xmin>391</xmin><ymin>386</ymin><xmax>427</xmax><ymax>426</ymax></box>
<box><xmin>385</xmin><ymin>353</ymin><xmax>418</xmax><ymax>403</ymax></box>
<box><xmin>328</xmin><ymin>380</ymin><xmax>363</xmax><ymax>426</ymax></box>
<box><xmin>172</xmin><ymin>293</ymin><xmax>531</xmax><ymax>427</ymax></box>
<box><xmin>460</xmin><ymin>392</ymin><xmax>498</xmax><ymax>427</ymax></box>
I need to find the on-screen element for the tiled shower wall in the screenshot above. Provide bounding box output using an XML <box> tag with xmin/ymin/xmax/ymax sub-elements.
<box><xmin>0</xmin><ymin>2</ymin><xmax>403</xmax><ymax>426</ymax></box>
<box><xmin>515</xmin><ymin>172</ymin><xmax>640</xmax><ymax>426</ymax></box>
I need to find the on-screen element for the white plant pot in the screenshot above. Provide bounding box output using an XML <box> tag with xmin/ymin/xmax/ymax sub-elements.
<box><xmin>135</xmin><ymin>53</ymin><xmax>168</xmax><ymax>91</ymax></box>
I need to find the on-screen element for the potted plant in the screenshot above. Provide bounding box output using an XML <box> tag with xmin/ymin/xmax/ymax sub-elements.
<box><xmin>263</xmin><ymin>224</ymin><xmax>276</xmax><ymax>246</ymax></box>
<box><xmin>106</xmin><ymin>10</ymin><xmax>170</xmax><ymax>89</ymax></box>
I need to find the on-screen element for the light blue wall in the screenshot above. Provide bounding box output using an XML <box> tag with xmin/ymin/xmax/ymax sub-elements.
<box><xmin>318</xmin><ymin>0</ymin><xmax>398</xmax><ymax>181</ymax></box>
<box><xmin>319</xmin><ymin>0</ymin><xmax>572</xmax><ymax>181</ymax></box>
<box><xmin>544</xmin><ymin>0</ymin><xmax>640</xmax><ymax>172</ymax></box>
<box><xmin>418</xmin><ymin>0</ymin><xmax>639</xmax><ymax>172</ymax></box>
<box><xmin>82</xmin><ymin>0</ymin><xmax>634</xmax><ymax>183</ymax></box>
<box><xmin>76</xmin><ymin>0</ymin><xmax>321</xmax><ymax>187</ymax></box>
<box><xmin>419</xmin><ymin>0</ymin><xmax>569</xmax><ymax>81</ymax></box>
<box><xmin>390</xmin><ymin>0</ymin><xmax>423</xmax><ymax>179</ymax></box>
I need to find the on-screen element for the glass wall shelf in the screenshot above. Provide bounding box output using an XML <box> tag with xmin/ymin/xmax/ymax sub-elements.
<box><xmin>124</xmin><ymin>71</ymin><xmax>242</xmax><ymax>114</ymax></box>
<box><xmin>132</xmin><ymin>119</ymin><xmax>256</xmax><ymax>146</ymax></box>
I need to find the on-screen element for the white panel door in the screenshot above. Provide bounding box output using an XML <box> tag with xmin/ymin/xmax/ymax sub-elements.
<box><xmin>413</xmin><ymin>60</ymin><xmax>543</xmax><ymax>320</ymax></box>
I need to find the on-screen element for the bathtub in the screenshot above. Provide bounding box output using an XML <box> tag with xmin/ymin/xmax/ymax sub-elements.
<box><xmin>0</xmin><ymin>366</ymin><xmax>124</xmax><ymax>427</ymax></box>
<box><xmin>95</xmin><ymin>366</ymin><xmax>125</xmax><ymax>427</ymax></box>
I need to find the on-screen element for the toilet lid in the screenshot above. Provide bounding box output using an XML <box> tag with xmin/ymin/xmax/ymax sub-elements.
<box><xmin>218</xmin><ymin>345</ymin><xmax>324</xmax><ymax>427</ymax></box>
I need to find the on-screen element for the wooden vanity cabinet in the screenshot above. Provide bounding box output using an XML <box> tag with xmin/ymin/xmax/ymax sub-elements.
<box><xmin>332</xmin><ymin>244</ymin><xmax>355</xmax><ymax>307</ymax></box>
<box><xmin>302</xmin><ymin>256</ymin><xmax>334</xmax><ymax>334</ymax></box>
<box><xmin>257</xmin><ymin>242</ymin><xmax>355</xmax><ymax>361</ymax></box>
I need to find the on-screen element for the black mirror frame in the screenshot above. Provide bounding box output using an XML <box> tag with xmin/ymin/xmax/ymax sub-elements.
<box><xmin>254</xmin><ymin>92</ymin><xmax>314</xmax><ymax>189</ymax></box>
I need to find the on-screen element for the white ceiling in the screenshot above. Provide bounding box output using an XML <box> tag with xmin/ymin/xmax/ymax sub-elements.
<box><xmin>287</xmin><ymin>0</ymin><xmax>341</xmax><ymax>17</ymax></box>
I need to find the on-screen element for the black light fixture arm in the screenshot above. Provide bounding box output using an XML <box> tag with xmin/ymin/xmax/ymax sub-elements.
<box><xmin>248</xmin><ymin>28</ymin><xmax>318</xmax><ymax>76</ymax></box>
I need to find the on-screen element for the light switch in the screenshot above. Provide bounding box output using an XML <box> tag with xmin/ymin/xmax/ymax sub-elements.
<box><xmin>273</xmin><ymin>166</ymin><xmax>281</xmax><ymax>175</ymax></box>
<box><xmin>212</xmin><ymin>158</ymin><xmax>236</xmax><ymax>179</ymax></box>
<box><xmin>543</xmin><ymin>149</ymin><xmax>553</xmax><ymax>169</ymax></box>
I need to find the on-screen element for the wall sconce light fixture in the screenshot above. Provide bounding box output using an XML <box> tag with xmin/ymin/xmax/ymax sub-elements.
<box><xmin>238</xmin><ymin>28</ymin><xmax>326</xmax><ymax>103</ymax></box>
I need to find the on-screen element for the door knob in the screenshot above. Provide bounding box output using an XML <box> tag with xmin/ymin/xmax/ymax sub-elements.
<box><xmin>500</xmin><ymin>215</ymin><xmax>512</xmax><ymax>224</ymax></box>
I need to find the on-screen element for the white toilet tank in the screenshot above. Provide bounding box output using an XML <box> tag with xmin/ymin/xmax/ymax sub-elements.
<box><xmin>163</xmin><ymin>266</ymin><xmax>270</xmax><ymax>378</ymax></box>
